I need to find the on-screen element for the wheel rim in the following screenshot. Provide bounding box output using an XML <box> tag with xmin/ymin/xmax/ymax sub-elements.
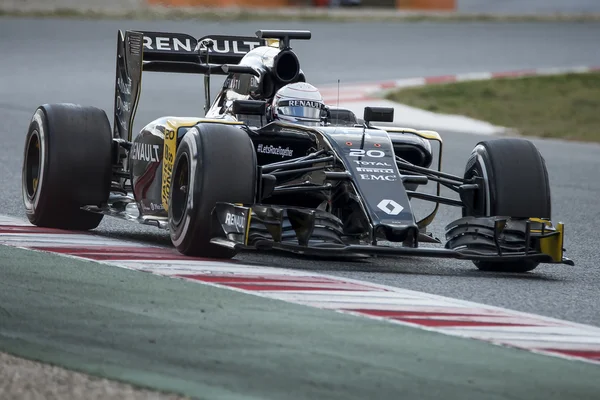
<box><xmin>474</xmin><ymin>151</ymin><xmax>491</xmax><ymax>216</ymax></box>
<box><xmin>467</xmin><ymin>168</ymin><xmax>486</xmax><ymax>216</ymax></box>
<box><xmin>170</xmin><ymin>153</ymin><xmax>189</xmax><ymax>226</ymax></box>
<box><xmin>25</xmin><ymin>131</ymin><xmax>41</xmax><ymax>200</ymax></box>
<box><xmin>465</xmin><ymin>150</ymin><xmax>491</xmax><ymax>217</ymax></box>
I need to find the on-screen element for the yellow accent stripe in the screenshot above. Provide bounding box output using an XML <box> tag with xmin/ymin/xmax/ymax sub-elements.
<box><xmin>161</xmin><ymin>127</ymin><xmax>177</xmax><ymax>211</ymax></box>
<box><xmin>266</xmin><ymin>38</ymin><xmax>280</xmax><ymax>48</ymax></box>
<box><xmin>533</xmin><ymin>219</ymin><xmax>565</xmax><ymax>263</ymax></box>
<box><xmin>414</xmin><ymin>130</ymin><xmax>442</xmax><ymax>142</ymax></box>
<box><xmin>375</xmin><ymin>126</ymin><xmax>443</xmax><ymax>142</ymax></box>
<box><xmin>529</xmin><ymin>217</ymin><xmax>552</xmax><ymax>226</ymax></box>
<box><xmin>245</xmin><ymin>208</ymin><xmax>252</xmax><ymax>246</ymax></box>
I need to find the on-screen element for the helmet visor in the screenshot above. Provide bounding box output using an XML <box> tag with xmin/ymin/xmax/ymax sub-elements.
<box><xmin>276</xmin><ymin>100</ymin><xmax>323</xmax><ymax>121</ymax></box>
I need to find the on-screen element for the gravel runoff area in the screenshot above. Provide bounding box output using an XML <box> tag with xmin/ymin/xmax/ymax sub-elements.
<box><xmin>0</xmin><ymin>352</ymin><xmax>187</xmax><ymax>400</ymax></box>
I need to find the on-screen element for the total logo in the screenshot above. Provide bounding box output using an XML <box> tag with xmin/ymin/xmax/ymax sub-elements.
<box><xmin>353</xmin><ymin>161</ymin><xmax>391</xmax><ymax>166</ymax></box>
<box><xmin>377</xmin><ymin>199</ymin><xmax>404</xmax><ymax>215</ymax></box>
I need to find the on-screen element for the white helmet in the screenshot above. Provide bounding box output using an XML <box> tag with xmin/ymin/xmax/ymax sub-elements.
<box><xmin>271</xmin><ymin>82</ymin><xmax>325</xmax><ymax>126</ymax></box>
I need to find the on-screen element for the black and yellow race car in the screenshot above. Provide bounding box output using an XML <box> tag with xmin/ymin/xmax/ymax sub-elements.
<box><xmin>21</xmin><ymin>29</ymin><xmax>573</xmax><ymax>272</ymax></box>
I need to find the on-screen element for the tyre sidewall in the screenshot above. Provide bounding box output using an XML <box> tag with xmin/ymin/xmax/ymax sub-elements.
<box><xmin>22</xmin><ymin>108</ymin><xmax>48</xmax><ymax>224</ymax></box>
<box><xmin>169</xmin><ymin>129</ymin><xmax>201</xmax><ymax>251</ymax></box>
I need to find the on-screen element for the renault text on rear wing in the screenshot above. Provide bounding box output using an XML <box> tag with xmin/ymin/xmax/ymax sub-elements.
<box><xmin>141</xmin><ymin>31</ymin><xmax>268</xmax><ymax>65</ymax></box>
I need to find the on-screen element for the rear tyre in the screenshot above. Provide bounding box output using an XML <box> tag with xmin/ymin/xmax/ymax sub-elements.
<box><xmin>462</xmin><ymin>138</ymin><xmax>551</xmax><ymax>273</ymax></box>
<box><xmin>168</xmin><ymin>123</ymin><xmax>257</xmax><ymax>258</ymax></box>
<box><xmin>22</xmin><ymin>104</ymin><xmax>113</xmax><ymax>230</ymax></box>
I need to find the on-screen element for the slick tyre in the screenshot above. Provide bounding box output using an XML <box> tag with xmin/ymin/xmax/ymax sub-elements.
<box><xmin>168</xmin><ymin>123</ymin><xmax>257</xmax><ymax>258</ymax></box>
<box><xmin>22</xmin><ymin>104</ymin><xmax>112</xmax><ymax>230</ymax></box>
<box><xmin>463</xmin><ymin>138</ymin><xmax>551</xmax><ymax>273</ymax></box>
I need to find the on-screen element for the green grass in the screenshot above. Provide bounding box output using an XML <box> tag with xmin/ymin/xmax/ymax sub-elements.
<box><xmin>385</xmin><ymin>72</ymin><xmax>600</xmax><ymax>142</ymax></box>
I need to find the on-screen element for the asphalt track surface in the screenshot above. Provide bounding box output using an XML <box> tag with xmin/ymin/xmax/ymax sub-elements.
<box><xmin>2</xmin><ymin>17</ymin><xmax>600</xmax><ymax>331</ymax></box>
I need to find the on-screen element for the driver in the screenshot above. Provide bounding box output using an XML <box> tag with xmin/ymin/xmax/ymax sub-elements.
<box><xmin>269</xmin><ymin>82</ymin><xmax>326</xmax><ymax>126</ymax></box>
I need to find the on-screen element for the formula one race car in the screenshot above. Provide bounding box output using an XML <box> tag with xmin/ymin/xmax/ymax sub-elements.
<box><xmin>21</xmin><ymin>29</ymin><xmax>574</xmax><ymax>272</ymax></box>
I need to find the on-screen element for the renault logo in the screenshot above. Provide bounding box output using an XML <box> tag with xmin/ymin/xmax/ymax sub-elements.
<box><xmin>377</xmin><ymin>199</ymin><xmax>404</xmax><ymax>215</ymax></box>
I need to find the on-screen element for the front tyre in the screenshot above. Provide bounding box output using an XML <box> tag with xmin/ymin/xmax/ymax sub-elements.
<box><xmin>22</xmin><ymin>104</ymin><xmax>112</xmax><ymax>230</ymax></box>
<box><xmin>462</xmin><ymin>138</ymin><xmax>551</xmax><ymax>273</ymax></box>
<box><xmin>168</xmin><ymin>123</ymin><xmax>257</xmax><ymax>258</ymax></box>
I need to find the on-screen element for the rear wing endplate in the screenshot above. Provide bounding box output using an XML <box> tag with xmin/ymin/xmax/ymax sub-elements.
<box><xmin>113</xmin><ymin>30</ymin><xmax>142</xmax><ymax>142</ymax></box>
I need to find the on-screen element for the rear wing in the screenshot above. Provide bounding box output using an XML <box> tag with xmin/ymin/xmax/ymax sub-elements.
<box><xmin>113</xmin><ymin>29</ymin><xmax>310</xmax><ymax>141</ymax></box>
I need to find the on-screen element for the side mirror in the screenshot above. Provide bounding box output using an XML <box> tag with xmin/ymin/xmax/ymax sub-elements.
<box><xmin>363</xmin><ymin>106</ymin><xmax>394</xmax><ymax>124</ymax></box>
<box><xmin>232</xmin><ymin>100</ymin><xmax>267</xmax><ymax>116</ymax></box>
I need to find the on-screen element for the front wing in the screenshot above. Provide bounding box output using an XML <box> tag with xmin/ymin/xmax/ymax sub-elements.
<box><xmin>210</xmin><ymin>202</ymin><xmax>574</xmax><ymax>266</ymax></box>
